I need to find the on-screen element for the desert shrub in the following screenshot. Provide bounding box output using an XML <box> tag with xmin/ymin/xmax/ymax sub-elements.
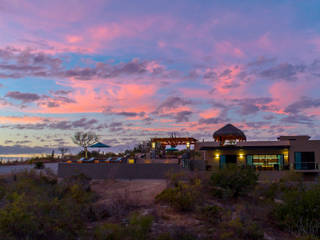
<box><xmin>0</xmin><ymin>171</ymin><xmax>96</xmax><ymax>240</ymax></box>
<box><xmin>94</xmin><ymin>223</ymin><xmax>124</xmax><ymax>240</ymax></box>
<box><xmin>165</xmin><ymin>170</ymin><xmax>187</xmax><ymax>187</ymax></box>
<box><xmin>273</xmin><ymin>183</ymin><xmax>320</xmax><ymax>237</ymax></box>
<box><xmin>210</xmin><ymin>165</ymin><xmax>258</xmax><ymax>198</ymax></box>
<box><xmin>156</xmin><ymin>180</ymin><xmax>202</xmax><ymax>212</ymax></box>
<box><xmin>127</xmin><ymin>212</ymin><xmax>153</xmax><ymax>240</ymax></box>
<box><xmin>199</xmin><ymin>205</ymin><xmax>223</xmax><ymax>224</ymax></box>
<box><xmin>254</xmin><ymin>182</ymin><xmax>279</xmax><ymax>201</ymax></box>
<box><xmin>219</xmin><ymin>218</ymin><xmax>264</xmax><ymax>240</ymax></box>
<box><xmin>156</xmin><ymin>227</ymin><xmax>198</xmax><ymax>240</ymax></box>
<box><xmin>94</xmin><ymin>213</ymin><xmax>153</xmax><ymax>240</ymax></box>
<box><xmin>280</xmin><ymin>171</ymin><xmax>304</xmax><ymax>183</ymax></box>
<box><xmin>296</xmin><ymin>236</ymin><xmax>320</xmax><ymax>240</ymax></box>
<box><xmin>107</xmin><ymin>188</ymin><xmax>141</xmax><ymax>218</ymax></box>
<box><xmin>34</xmin><ymin>161</ymin><xmax>45</xmax><ymax>169</ymax></box>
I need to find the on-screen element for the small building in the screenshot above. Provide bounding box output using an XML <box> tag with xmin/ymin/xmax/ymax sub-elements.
<box><xmin>195</xmin><ymin>123</ymin><xmax>320</xmax><ymax>172</ymax></box>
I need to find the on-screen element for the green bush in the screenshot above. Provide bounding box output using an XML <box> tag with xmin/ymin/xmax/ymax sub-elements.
<box><xmin>94</xmin><ymin>213</ymin><xmax>153</xmax><ymax>240</ymax></box>
<box><xmin>94</xmin><ymin>223</ymin><xmax>124</xmax><ymax>240</ymax></box>
<box><xmin>296</xmin><ymin>236</ymin><xmax>320</xmax><ymax>240</ymax></box>
<box><xmin>34</xmin><ymin>161</ymin><xmax>45</xmax><ymax>169</ymax></box>
<box><xmin>0</xmin><ymin>171</ymin><xmax>96</xmax><ymax>240</ymax></box>
<box><xmin>199</xmin><ymin>205</ymin><xmax>223</xmax><ymax>224</ymax></box>
<box><xmin>210</xmin><ymin>165</ymin><xmax>258</xmax><ymax>198</ymax></box>
<box><xmin>254</xmin><ymin>182</ymin><xmax>279</xmax><ymax>201</ymax></box>
<box><xmin>156</xmin><ymin>180</ymin><xmax>202</xmax><ymax>212</ymax></box>
<box><xmin>156</xmin><ymin>228</ymin><xmax>198</xmax><ymax>240</ymax></box>
<box><xmin>127</xmin><ymin>212</ymin><xmax>153</xmax><ymax>240</ymax></box>
<box><xmin>219</xmin><ymin>218</ymin><xmax>264</xmax><ymax>240</ymax></box>
<box><xmin>273</xmin><ymin>183</ymin><xmax>320</xmax><ymax>237</ymax></box>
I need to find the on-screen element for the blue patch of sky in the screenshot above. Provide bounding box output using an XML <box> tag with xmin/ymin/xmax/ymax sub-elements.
<box><xmin>289</xmin><ymin>1</ymin><xmax>320</xmax><ymax>31</ymax></box>
<box><xmin>0</xmin><ymin>78</ymin><xmax>60</xmax><ymax>95</ymax></box>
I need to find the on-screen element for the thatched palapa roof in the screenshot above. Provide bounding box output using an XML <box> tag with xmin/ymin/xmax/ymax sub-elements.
<box><xmin>213</xmin><ymin>123</ymin><xmax>246</xmax><ymax>142</ymax></box>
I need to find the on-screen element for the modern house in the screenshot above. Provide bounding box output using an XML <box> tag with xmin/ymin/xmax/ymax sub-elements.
<box><xmin>195</xmin><ymin>124</ymin><xmax>320</xmax><ymax>172</ymax></box>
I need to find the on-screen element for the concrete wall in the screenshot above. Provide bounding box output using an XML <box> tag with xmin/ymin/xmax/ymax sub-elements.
<box><xmin>58</xmin><ymin>163</ymin><xmax>184</xmax><ymax>179</ymax></box>
<box><xmin>200</xmin><ymin>148</ymin><xmax>289</xmax><ymax>168</ymax></box>
<box><xmin>289</xmin><ymin>140</ymin><xmax>320</xmax><ymax>168</ymax></box>
<box><xmin>189</xmin><ymin>160</ymin><xmax>206</xmax><ymax>170</ymax></box>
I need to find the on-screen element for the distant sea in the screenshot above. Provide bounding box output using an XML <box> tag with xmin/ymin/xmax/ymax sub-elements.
<box><xmin>0</xmin><ymin>153</ymin><xmax>62</xmax><ymax>163</ymax></box>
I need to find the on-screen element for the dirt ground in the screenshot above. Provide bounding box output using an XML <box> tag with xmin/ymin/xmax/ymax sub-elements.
<box><xmin>89</xmin><ymin>179</ymin><xmax>299</xmax><ymax>240</ymax></box>
<box><xmin>91</xmin><ymin>179</ymin><xmax>168</xmax><ymax>206</ymax></box>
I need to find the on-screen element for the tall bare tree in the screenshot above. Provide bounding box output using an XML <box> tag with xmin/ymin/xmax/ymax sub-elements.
<box><xmin>72</xmin><ymin>132</ymin><xmax>98</xmax><ymax>159</ymax></box>
<box><xmin>58</xmin><ymin>147</ymin><xmax>69</xmax><ymax>158</ymax></box>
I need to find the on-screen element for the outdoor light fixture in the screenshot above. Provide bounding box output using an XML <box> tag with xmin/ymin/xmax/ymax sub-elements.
<box><xmin>283</xmin><ymin>150</ymin><xmax>289</xmax><ymax>160</ymax></box>
<box><xmin>215</xmin><ymin>154</ymin><xmax>220</xmax><ymax>159</ymax></box>
<box><xmin>152</xmin><ymin>142</ymin><xmax>156</xmax><ymax>149</ymax></box>
<box><xmin>239</xmin><ymin>154</ymin><xmax>244</xmax><ymax>158</ymax></box>
<box><xmin>186</xmin><ymin>142</ymin><xmax>190</xmax><ymax>148</ymax></box>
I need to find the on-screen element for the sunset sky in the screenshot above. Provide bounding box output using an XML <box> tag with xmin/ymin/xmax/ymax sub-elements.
<box><xmin>1</xmin><ymin>0</ymin><xmax>320</xmax><ymax>154</ymax></box>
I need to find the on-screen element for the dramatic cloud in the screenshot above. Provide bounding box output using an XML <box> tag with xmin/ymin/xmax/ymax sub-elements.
<box><xmin>5</xmin><ymin>91</ymin><xmax>41</xmax><ymax>103</ymax></box>
<box><xmin>155</xmin><ymin>96</ymin><xmax>193</xmax><ymax>113</ymax></box>
<box><xmin>260</xmin><ymin>63</ymin><xmax>305</xmax><ymax>81</ymax></box>
<box><xmin>232</xmin><ymin>97</ymin><xmax>274</xmax><ymax>115</ymax></box>
<box><xmin>173</xmin><ymin>111</ymin><xmax>192</xmax><ymax>123</ymax></box>
<box><xmin>1</xmin><ymin>1</ymin><xmax>320</xmax><ymax>153</ymax></box>
<box><xmin>281</xmin><ymin>114</ymin><xmax>314</xmax><ymax>125</ymax></box>
<box><xmin>198</xmin><ymin>117</ymin><xmax>225</xmax><ymax>125</ymax></box>
<box><xmin>3</xmin><ymin>118</ymin><xmax>99</xmax><ymax>130</ymax></box>
<box><xmin>284</xmin><ymin>97</ymin><xmax>320</xmax><ymax>114</ymax></box>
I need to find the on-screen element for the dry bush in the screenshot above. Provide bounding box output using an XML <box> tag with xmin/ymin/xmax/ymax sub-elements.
<box><xmin>107</xmin><ymin>187</ymin><xmax>142</xmax><ymax>218</ymax></box>
<box><xmin>94</xmin><ymin>212</ymin><xmax>153</xmax><ymax>240</ymax></box>
<box><xmin>218</xmin><ymin>218</ymin><xmax>264</xmax><ymax>240</ymax></box>
<box><xmin>273</xmin><ymin>183</ymin><xmax>320</xmax><ymax>237</ymax></box>
<box><xmin>156</xmin><ymin>176</ymin><xmax>202</xmax><ymax>212</ymax></box>
<box><xmin>209</xmin><ymin>165</ymin><xmax>258</xmax><ymax>199</ymax></box>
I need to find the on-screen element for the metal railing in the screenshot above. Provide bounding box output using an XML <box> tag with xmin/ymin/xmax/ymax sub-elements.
<box><xmin>294</xmin><ymin>162</ymin><xmax>319</xmax><ymax>170</ymax></box>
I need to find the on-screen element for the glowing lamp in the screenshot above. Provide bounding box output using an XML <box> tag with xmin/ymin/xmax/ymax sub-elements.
<box><xmin>186</xmin><ymin>142</ymin><xmax>190</xmax><ymax>148</ymax></box>
<box><xmin>152</xmin><ymin>142</ymin><xmax>156</xmax><ymax>149</ymax></box>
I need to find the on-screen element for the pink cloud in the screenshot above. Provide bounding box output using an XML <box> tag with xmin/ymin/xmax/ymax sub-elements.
<box><xmin>30</xmin><ymin>77</ymin><xmax>159</xmax><ymax>115</ymax></box>
<box><xmin>215</xmin><ymin>41</ymin><xmax>245</xmax><ymax>58</ymax></box>
<box><xmin>199</xmin><ymin>109</ymin><xmax>220</xmax><ymax>118</ymax></box>
<box><xmin>0</xmin><ymin>116</ymin><xmax>48</xmax><ymax>124</ymax></box>
<box><xmin>268</xmin><ymin>81</ymin><xmax>307</xmax><ymax>114</ymax></box>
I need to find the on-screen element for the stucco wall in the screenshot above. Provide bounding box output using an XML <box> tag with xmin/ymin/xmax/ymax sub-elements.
<box><xmin>58</xmin><ymin>163</ymin><xmax>184</xmax><ymax>179</ymax></box>
<box><xmin>289</xmin><ymin>140</ymin><xmax>320</xmax><ymax>168</ymax></box>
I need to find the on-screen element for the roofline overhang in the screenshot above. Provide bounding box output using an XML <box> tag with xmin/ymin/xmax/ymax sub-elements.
<box><xmin>199</xmin><ymin>145</ymin><xmax>290</xmax><ymax>151</ymax></box>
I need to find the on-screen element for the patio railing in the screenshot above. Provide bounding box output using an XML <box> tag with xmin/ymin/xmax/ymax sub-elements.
<box><xmin>294</xmin><ymin>162</ymin><xmax>319</xmax><ymax>170</ymax></box>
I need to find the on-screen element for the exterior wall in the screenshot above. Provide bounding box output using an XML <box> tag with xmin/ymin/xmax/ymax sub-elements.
<box><xmin>196</xmin><ymin>135</ymin><xmax>320</xmax><ymax>171</ymax></box>
<box><xmin>288</xmin><ymin>140</ymin><xmax>320</xmax><ymax>169</ymax></box>
<box><xmin>204</xmin><ymin>148</ymin><xmax>288</xmax><ymax>168</ymax></box>
<box><xmin>58</xmin><ymin>163</ymin><xmax>183</xmax><ymax>179</ymax></box>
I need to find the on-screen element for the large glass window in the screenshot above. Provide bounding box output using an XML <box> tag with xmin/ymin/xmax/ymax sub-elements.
<box><xmin>246</xmin><ymin>154</ymin><xmax>283</xmax><ymax>170</ymax></box>
<box><xmin>294</xmin><ymin>152</ymin><xmax>315</xmax><ymax>170</ymax></box>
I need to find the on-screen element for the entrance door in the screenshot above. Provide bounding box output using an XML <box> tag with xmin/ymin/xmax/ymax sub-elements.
<box><xmin>220</xmin><ymin>155</ymin><xmax>237</xmax><ymax>168</ymax></box>
<box><xmin>226</xmin><ymin>155</ymin><xmax>237</xmax><ymax>164</ymax></box>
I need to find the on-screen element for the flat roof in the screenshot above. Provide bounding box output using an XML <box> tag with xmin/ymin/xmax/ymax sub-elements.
<box><xmin>151</xmin><ymin>137</ymin><xmax>197</xmax><ymax>145</ymax></box>
<box><xmin>197</xmin><ymin>140</ymin><xmax>290</xmax><ymax>150</ymax></box>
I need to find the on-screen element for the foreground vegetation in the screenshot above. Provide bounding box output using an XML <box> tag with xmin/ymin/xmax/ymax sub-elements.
<box><xmin>0</xmin><ymin>166</ymin><xmax>319</xmax><ymax>239</ymax></box>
